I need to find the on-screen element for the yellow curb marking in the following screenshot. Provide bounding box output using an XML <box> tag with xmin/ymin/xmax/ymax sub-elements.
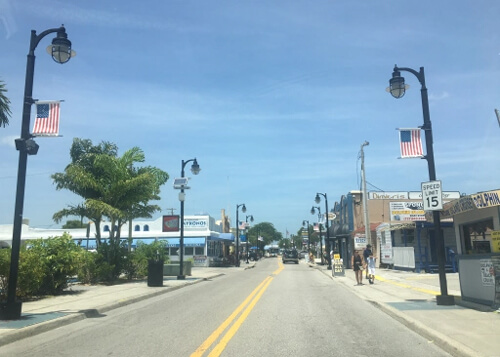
<box><xmin>375</xmin><ymin>275</ymin><xmax>439</xmax><ymax>296</ymax></box>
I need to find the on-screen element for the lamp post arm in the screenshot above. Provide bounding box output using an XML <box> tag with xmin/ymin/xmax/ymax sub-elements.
<box><xmin>394</xmin><ymin>65</ymin><xmax>425</xmax><ymax>87</ymax></box>
<box><xmin>30</xmin><ymin>27</ymin><xmax>64</xmax><ymax>54</ymax></box>
<box><xmin>181</xmin><ymin>158</ymin><xmax>196</xmax><ymax>177</ymax></box>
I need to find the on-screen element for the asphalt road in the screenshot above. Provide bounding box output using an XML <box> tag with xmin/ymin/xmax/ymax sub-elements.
<box><xmin>0</xmin><ymin>259</ymin><xmax>452</xmax><ymax>356</ymax></box>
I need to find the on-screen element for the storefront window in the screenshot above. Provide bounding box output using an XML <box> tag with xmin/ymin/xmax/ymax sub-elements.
<box><xmin>403</xmin><ymin>229</ymin><xmax>415</xmax><ymax>244</ymax></box>
<box><xmin>195</xmin><ymin>247</ymin><xmax>204</xmax><ymax>255</ymax></box>
<box><xmin>185</xmin><ymin>247</ymin><xmax>194</xmax><ymax>255</ymax></box>
<box><xmin>208</xmin><ymin>241</ymin><xmax>216</xmax><ymax>256</ymax></box>
<box><xmin>462</xmin><ymin>219</ymin><xmax>494</xmax><ymax>254</ymax></box>
<box><xmin>170</xmin><ymin>247</ymin><xmax>178</xmax><ymax>256</ymax></box>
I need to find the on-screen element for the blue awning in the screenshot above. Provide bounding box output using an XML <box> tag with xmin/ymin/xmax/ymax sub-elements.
<box><xmin>210</xmin><ymin>233</ymin><xmax>234</xmax><ymax>242</ymax></box>
<box><xmin>163</xmin><ymin>237</ymin><xmax>206</xmax><ymax>247</ymax></box>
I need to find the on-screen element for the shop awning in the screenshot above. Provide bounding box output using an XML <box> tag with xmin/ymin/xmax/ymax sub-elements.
<box><xmin>164</xmin><ymin>237</ymin><xmax>206</xmax><ymax>247</ymax></box>
<box><xmin>210</xmin><ymin>233</ymin><xmax>234</xmax><ymax>242</ymax></box>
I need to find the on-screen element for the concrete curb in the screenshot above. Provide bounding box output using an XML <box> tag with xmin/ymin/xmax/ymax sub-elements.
<box><xmin>0</xmin><ymin>273</ymin><xmax>225</xmax><ymax>347</ymax></box>
<box><xmin>313</xmin><ymin>266</ymin><xmax>480</xmax><ymax>357</ymax></box>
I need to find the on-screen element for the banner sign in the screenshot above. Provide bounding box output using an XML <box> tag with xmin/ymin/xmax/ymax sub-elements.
<box><xmin>390</xmin><ymin>202</ymin><xmax>425</xmax><ymax>221</ymax></box>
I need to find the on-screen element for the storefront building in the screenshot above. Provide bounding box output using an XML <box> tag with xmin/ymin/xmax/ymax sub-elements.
<box><xmin>331</xmin><ymin>190</ymin><xmax>460</xmax><ymax>271</ymax></box>
<box><xmin>439</xmin><ymin>189</ymin><xmax>500</xmax><ymax>307</ymax></box>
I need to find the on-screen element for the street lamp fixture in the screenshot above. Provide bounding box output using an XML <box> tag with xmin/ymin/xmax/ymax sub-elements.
<box><xmin>311</xmin><ymin>206</ymin><xmax>324</xmax><ymax>265</ymax></box>
<box><xmin>46</xmin><ymin>28</ymin><xmax>76</xmax><ymax>64</ymax></box>
<box><xmin>245</xmin><ymin>214</ymin><xmax>254</xmax><ymax>264</ymax></box>
<box><xmin>178</xmin><ymin>158</ymin><xmax>200</xmax><ymax>280</ymax></box>
<box><xmin>0</xmin><ymin>26</ymin><xmax>75</xmax><ymax>320</ymax></box>
<box><xmin>387</xmin><ymin>64</ymin><xmax>454</xmax><ymax>306</ymax></box>
<box><xmin>315</xmin><ymin>193</ymin><xmax>331</xmax><ymax>269</ymax></box>
<box><xmin>235</xmin><ymin>203</ymin><xmax>246</xmax><ymax>267</ymax></box>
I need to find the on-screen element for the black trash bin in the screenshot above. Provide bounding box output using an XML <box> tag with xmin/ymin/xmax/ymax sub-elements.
<box><xmin>148</xmin><ymin>259</ymin><xmax>164</xmax><ymax>287</ymax></box>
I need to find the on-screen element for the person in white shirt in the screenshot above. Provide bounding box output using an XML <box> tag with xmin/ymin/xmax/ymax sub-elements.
<box><xmin>367</xmin><ymin>253</ymin><xmax>376</xmax><ymax>284</ymax></box>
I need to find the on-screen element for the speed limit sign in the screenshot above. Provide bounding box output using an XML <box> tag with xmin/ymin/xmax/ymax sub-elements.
<box><xmin>421</xmin><ymin>180</ymin><xmax>443</xmax><ymax>211</ymax></box>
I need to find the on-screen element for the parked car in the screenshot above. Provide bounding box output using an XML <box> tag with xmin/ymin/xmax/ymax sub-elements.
<box><xmin>298</xmin><ymin>250</ymin><xmax>308</xmax><ymax>260</ymax></box>
<box><xmin>282</xmin><ymin>249</ymin><xmax>299</xmax><ymax>264</ymax></box>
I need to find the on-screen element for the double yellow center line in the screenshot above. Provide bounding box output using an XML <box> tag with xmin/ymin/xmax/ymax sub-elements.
<box><xmin>191</xmin><ymin>262</ymin><xmax>284</xmax><ymax>357</ymax></box>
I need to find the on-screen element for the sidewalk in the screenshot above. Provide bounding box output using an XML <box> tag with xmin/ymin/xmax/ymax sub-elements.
<box><xmin>309</xmin><ymin>260</ymin><xmax>500</xmax><ymax>357</ymax></box>
<box><xmin>0</xmin><ymin>264</ymin><xmax>254</xmax><ymax>347</ymax></box>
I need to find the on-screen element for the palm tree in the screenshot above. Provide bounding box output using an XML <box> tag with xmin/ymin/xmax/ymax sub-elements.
<box><xmin>0</xmin><ymin>80</ymin><xmax>12</xmax><ymax>128</ymax></box>
<box><xmin>52</xmin><ymin>139</ymin><xmax>169</xmax><ymax>247</ymax></box>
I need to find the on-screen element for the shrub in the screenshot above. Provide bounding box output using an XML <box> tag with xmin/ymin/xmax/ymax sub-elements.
<box><xmin>21</xmin><ymin>233</ymin><xmax>81</xmax><ymax>296</ymax></box>
<box><xmin>97</xmin><ymin>239</ymin><xmax>129</xmax><ymax>282</ymax></box>
<box><xmin>131</xmin><ymin>240</ymin><xmax>169</xmax><ymax>278</ymax></box>
<box><xmin>75</xmin><ymin>250</ymin><xmax>114</xmax><ymax>285</ymax></box>
<box><xmin>0</xmin><ymin>249</ymin><xmax>11</xmax><ymax>300</ymax></box>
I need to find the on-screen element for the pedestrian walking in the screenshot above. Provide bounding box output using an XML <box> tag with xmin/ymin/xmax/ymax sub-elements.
<box><xmin>366</xmin><ymin>252</ymin><xmax>376</xmax><ymax>284</ymax></box>
<box><xmin>363</xmin><ymin>244</ymin><xmax>372</xmax><ymax>279</ymax></box>
<box><xmin>351</xmin><ymin>250</ymin><xmax>364</xmax><ymax>285</ymax></box>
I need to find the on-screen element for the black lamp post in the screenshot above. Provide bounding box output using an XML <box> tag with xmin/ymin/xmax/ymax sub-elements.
<box><xmin>245</xmin><ymin>214</ymin><xmax>254</xmax><ymax>264</ymax></box>
<box><xmin>0</xmin><ymin>26</ymin><xmax>75</xmax><ymax>320</ymax></box>
<box><xmin>235</xmin><ymin>203</ymin><xmax>246</xmax><ymax>267</ymax></box>
<box><xmin>388</xmin><ymin>65</ymin><xmax>454</xmax><ymax>306</ymax></box>
<box><xmin>315</xmin><ymin>193</ymin><xmax>331</xmax><ymax>269</ymax></box>
<box><xmin>178</xmin><ymin>158</ymin><xmax>200</xmax><ymax>280</ymax></box>
<box><xmin>311</xmin><ymin>206</ymin><xmax>324</xmax><ymax>265</ymax></box>
<box><xmin>302</xmin><ymin>220</ymin><xmax>310</xmax><ymax>254</ymax></box>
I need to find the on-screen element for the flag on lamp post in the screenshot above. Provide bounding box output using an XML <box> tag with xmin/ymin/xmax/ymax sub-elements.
<box><xmin>32</xmin><ymin>101</ymin><xmax>61</xmax><ymax>136</ymax></box>
<box><xmin>398</xmin><ymin>128</ymin><xmax>424</xmax><ymax>158</ymax></box>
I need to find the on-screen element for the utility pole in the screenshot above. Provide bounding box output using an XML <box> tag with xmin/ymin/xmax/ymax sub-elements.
<box><xmin>361</xmin><ymin>141</ymin><xmax>371</xmax><ymax>248</ymax></box>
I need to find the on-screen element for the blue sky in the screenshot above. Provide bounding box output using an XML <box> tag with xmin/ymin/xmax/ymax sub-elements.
<box><xmin>0</xmin><ymin>0</ymin><xmax>499</xmax><ymax>235</ymax></box>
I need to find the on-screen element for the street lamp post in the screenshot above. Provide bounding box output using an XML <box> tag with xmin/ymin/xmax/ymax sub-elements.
<box><xmin>178</xmin><ymin>158</ymin><xmax>200</xmax><ymax>280</ymax></box>
<box><xmin>302</xmin><ymin>220</ymin><xmax>310</xmax><ymax>255</ymax></box>
<box><xmin>311</xmin><ymin>206</ymin><xmax>324</xmax><ymax>265</ymax></box>
<box><xmin>245</xmin><ymin>214</ymin><xmax>254</xmax><ymax>264</ymax></box>
<box><xmin>235</xmin><ymin>203</ymin><xmax>246</xmax><ymax>267</ymax></box>
<box><xmin>388</xmin><ymin>65</ymin><xmax>454</xmax><ymax>306</ymax></box>
<box><xmin>315</xmin><ymin>193</ymin><xmax>331</xmax><ymax>269</ymax></box>
<box><xmin>0</xmin><ymin>26</ymin><xmax>75</xmax><ymax>320</ymax></box>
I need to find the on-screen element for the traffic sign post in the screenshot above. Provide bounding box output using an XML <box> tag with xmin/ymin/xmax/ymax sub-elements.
<box><xmin>421</xmin><ymin>180</ymin><xmax>443</xmax><ymax>211</ymax></box>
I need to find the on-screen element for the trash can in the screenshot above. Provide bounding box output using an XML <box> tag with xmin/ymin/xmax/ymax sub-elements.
<box><xmin>148</xmin><ymin>259</ymin><xmax>164</xmax><ymax>287</ymax></box>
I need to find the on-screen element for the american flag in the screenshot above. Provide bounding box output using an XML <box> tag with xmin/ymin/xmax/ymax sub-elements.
<box><xmin>32</xmin><ymin>101</ymin><xmax>60</xmax><ymax>136</ymax></box>
<box><xmin>399</xmin><ymin>129</ymin><xmax>423</xmax><ymax>158</ymax></box>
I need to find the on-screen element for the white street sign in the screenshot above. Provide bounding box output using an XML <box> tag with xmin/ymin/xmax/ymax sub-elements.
<box><xmin>421</xmin><ymin>180</ymin><xmax>443</xmax><ymax>211</ymax></box>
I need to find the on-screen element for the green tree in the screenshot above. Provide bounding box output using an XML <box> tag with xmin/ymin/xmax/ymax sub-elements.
<box><xmin>247</xmin><ymin>222</ymin><xmax>283</xmax><ymax>249</ymax></box>
<box><xmin>0</xmin><ymin>79</ymin><xmax>12</xmax><ymax>128</ymax></box>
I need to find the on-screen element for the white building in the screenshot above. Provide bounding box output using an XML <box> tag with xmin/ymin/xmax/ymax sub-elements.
<box><xmin>0</xmin><ymin>215</ymin><xmax>235</xmax><ymax>267</ymax></box>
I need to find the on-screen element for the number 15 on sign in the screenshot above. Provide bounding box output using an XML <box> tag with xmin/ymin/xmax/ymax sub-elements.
<box><xmin>421</xmin><ymin>180</ymin><xmax>443</xmax><ymax>211</ymax></box>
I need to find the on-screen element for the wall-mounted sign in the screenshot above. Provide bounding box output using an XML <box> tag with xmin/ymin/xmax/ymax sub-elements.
<box><xmin>162</xmin><ymin>215</ymin><xmax>179</xmax><ymax>232</ymax></box>
<box><xmin>471</xmin><ymin>190</ymin><xmax>500</xmax><ymax>209</ymax></box>
<box><xmin>184</xmin><ymin>218</ymin><xmax>208</xmax><ymax>230</ymax></box>
<box><xmin>492</xmin><ymin>231</ymin><xmax>500</xmax><ymax>253</ymax></box>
